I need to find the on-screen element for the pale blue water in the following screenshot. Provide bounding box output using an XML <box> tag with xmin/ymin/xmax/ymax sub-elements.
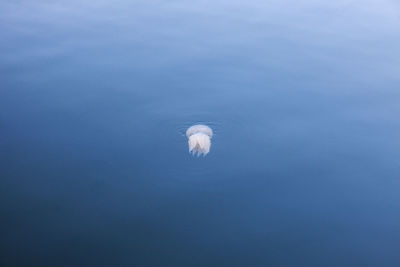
<box><xmin>1</xmin><ymin>1</ymin><xmax>400</xmax><ymax>266</ymax></box>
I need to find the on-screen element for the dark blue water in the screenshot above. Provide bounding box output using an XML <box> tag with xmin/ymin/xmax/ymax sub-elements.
<box><xmin>1</xmin><ymin>1</ymin><xmax>400</xmax><ymax>266</ymax></box>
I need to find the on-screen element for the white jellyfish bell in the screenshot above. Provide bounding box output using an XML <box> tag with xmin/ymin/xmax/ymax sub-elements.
<box><xmin>186</xmin><ymin>124</ymin><xmax>213</xmax><ymax>156</ymax></box>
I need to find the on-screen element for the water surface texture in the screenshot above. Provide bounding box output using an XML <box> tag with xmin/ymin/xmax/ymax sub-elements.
<box><xmin>1</xmin><ymin>0</ymin><xmax>400</xmax><ymax>266</ymax></box>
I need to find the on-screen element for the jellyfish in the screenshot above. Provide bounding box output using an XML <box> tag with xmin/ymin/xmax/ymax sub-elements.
<box><xmin>186</xmin><ymin>124</ymin><xmax>213</xmax><ymax>156</ymax></box>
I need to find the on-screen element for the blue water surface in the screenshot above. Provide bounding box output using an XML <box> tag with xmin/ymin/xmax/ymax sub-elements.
<box><xmin>1</xmin><ymin>0</ymin><xmax>400</xmax><ymax>266</ymax></box>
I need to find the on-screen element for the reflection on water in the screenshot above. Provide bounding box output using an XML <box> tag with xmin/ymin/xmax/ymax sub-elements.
<box><xmin>1</xmin><ymin>0</ymin><xmax>400</xmax><ymax>266</ymax></box>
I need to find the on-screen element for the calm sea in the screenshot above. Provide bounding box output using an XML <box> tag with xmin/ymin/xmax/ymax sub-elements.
<box><xmin>1</xmin><ymin>1</ymin><xmax>400</xmax><ymax>266</ymax></box>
